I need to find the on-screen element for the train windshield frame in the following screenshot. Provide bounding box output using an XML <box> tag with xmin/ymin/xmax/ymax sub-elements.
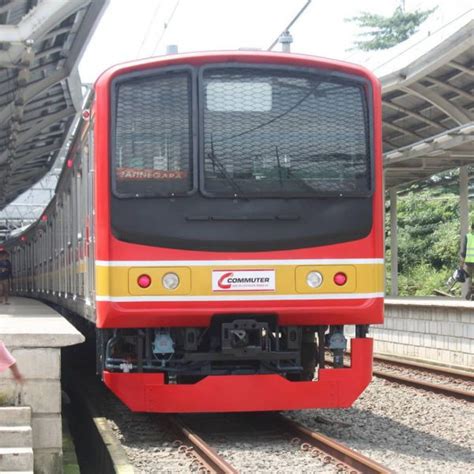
<box><xmin>110</xmin><ymin>66</ymin><xmax>197</xmax><ymax>199</ymax></box>
<box><xmin>111</xmin><ymin>63</ymin><xmax>374</xmax><ymax>199</ymax></box>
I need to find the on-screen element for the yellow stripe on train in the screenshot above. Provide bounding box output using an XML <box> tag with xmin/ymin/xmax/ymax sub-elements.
<box><xmin>95</xmin><ymin>263</ymin><xmax>384</xmax><ymax>297</ymax></box>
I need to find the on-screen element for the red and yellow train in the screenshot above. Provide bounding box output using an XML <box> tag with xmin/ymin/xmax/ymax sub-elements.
<box><xmin>6</xmin><ymin>51</ymin><xmax>384</xmax><ymax>412</ymax></box>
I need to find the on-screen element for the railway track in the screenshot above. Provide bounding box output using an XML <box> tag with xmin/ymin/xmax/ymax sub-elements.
<box><xmin>278</xmin><ymin>414</ymin><xmax>390</xmax><ymax>474</ymax></box>
<box><xmin>66</xmin><ymin>368</ymin><xmax>390</xmax><ymax>472</ymax></box>
<box><xmin>372</xmin><ymin>357</ymin><xmax>474</xmax><ymax>402</ymax></box>
<box><xmin>168</xmin><ymin>413</ymin><xmax>390</xmax><ymax>473</ymax></box>
<box><xmin>327</xmin><ymin>354</ymin><xmax>474</xmax><ymax>402</ymax></box>
<box><xmin>372</xmin><ymin>367</ymin><xmax>473</xmax><ymax>401</ymax></box>
<box><xmin>373</xmin><ymin>354</ymin><xmax>474</xmax><ymax>381</ymax></box>
<box><xmin>167</xmin><ymin>415</ymin><xmax>238</xmax><ymax>473</ymax></box>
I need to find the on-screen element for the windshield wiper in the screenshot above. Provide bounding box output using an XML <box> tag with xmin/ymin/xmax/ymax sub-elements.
<box><xmin>207</xmin><ymin>136</ymin><xmax>245</xmax><ymax>197</ymax></box>
<box><xmin>275</xmin><ymin>145</ymin><xmax>292</xmax><ymax>186</ymax></box>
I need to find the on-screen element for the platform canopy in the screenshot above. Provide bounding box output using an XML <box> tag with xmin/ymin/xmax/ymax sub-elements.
<box><xmin>378</xmin><ymin>10</ymin><xmax>474</xmax><ymax>189</ymax></box>
<box><xmin>0</xmin><ymin>0</ymin><xmax>106</xmax><ymax>210</ymax></box>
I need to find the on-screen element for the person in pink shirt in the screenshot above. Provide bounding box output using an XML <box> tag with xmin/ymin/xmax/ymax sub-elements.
<box><xmin>0</xmin><ymin>341</ymin><xmax>22</xmax><ymax>381</ymax></box>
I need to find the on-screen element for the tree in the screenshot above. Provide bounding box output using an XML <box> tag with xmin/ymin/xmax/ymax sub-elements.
<box><xmin>385</xmin><ymin>187</ymin><xmax>464</xmax><ymax>296</ymax></box>
<box><xmin>348</xmin><ymin>5</ymin><xmax>436</xmax><ymax>51</ymax></box>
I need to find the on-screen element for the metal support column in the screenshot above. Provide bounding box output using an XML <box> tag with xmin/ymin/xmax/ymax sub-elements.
<box><xmin>459</xmin><ymin>166</ymin><xmax>469</xmax><ymax>298</ymax></box>
<box><xmin>390</xmin><ymin>188</ymin><xmax>398</xmax><ymax>296</ymax></box>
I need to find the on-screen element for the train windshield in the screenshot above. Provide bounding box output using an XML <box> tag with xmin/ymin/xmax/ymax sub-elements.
<box><xmin>113</xmin><ymin>71</ymin><xmax>193</xmax><ymax>197</ymax></box>
<box><xmin>202</xmin><ymin>68</ymin><xmax>371</xmax><ymax>197</ymax></box>
<box><xmin>112</xmin><ymin>66</ymin><xmax>371</xmax><ymax>199</ymax></box>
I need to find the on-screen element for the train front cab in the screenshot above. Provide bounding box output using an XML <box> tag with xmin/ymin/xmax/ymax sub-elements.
<box><xmin>94</xmin><ymin>51</ymin><xmax>384</xmax><ymax>413</ymax></box>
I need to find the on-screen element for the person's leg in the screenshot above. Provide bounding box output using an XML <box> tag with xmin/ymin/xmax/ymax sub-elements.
<box><xmin>466</xmin><ymin>264</ymin><xmax>474</xmax><ymax>300</ymax></box>
<box><xmin>3</xmin><ymin>280</ymin><xmax>9</xmax><ymax>304</ymax></box>
<box><xmin>0</xmin><ymin>281</ymin><xmax>5</xmax><ymax>304</ymax></box>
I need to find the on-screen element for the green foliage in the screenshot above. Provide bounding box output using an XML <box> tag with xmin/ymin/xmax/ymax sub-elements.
<box><xmin>0</xmin><ymin>389</ymin><xmax>14</xmax><ymax>406</ymax></box>
<box><xmin>386</xmin><ymin>189</ymin><xmax>464</xmax><ymax>296</ymax></box>
<box><xmin>398</xmin><ymin>263</ymin><xmax>454</xmax><ymax>297</ymax></box>
<box><xmin>348</xmin><ymin>6</ymin><xmax>436</xmax><ymax>51</ymax></box>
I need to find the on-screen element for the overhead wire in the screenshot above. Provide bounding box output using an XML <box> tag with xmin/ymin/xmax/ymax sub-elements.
<box><xmin>136</xmin><ymin>0</ymin><xmax>163</xmax><ymax>58</ymax></box>
<box><xmin>152</xmin><ymin>0</ymin><xmax>181</xmax><ymax>54</ymax></box>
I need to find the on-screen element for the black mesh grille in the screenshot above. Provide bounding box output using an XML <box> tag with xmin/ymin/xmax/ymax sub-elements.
<box><xmin>113</xmin><ymin>71</ymin><xmax>192</xmax><ymax>197</ymax></box>
<box><xmin>202</xmin><ymin>68</ymin><xmax>370</xmax><ymax>197</ymax></box>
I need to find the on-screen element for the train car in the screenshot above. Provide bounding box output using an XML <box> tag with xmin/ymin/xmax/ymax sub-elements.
<box><xmin>6</xmin><ymin>51</ymin><xmax>384</xmax><ymax>413</ymax></box>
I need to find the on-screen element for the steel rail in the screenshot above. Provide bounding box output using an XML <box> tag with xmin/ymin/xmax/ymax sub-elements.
<box><xmin>325</xmin><ymin>356</ymin><xmax>473</xmax><ymax>401</ymax></box>
<box><xmin>372</xmin><ymin>369</ymin><xmax>474</xmax><ymax>402</ymax></box>
<box><xmin>167</xmin><ymin>415</ymin><xmax>238</xmax><ymax>474</ymax></box>
<box><xmin>277</xmin><ymin>415</ymin><xmax>391</xmax><ymax>474</ymax></box>
<box><xmin>372</xmin><ymin>354</ymin><xmax>474</xmax><ymax>382</ymax></box>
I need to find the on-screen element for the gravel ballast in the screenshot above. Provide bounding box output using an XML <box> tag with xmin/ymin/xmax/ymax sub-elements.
<box><xmin>373</xmin><ymin>360</ymin><xmax>474</xmax><ymax>392</ymax></box>
<box><xmin>288</xmin><ymin>377</ymin><xmax>473</xmax><ymax>473</ymax></box>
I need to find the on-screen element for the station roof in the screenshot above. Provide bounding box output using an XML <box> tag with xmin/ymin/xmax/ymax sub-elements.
<box><xmin>378</xmin><ymin>10</ymin><xmax>474</xmax><ymax>189</ymax></box>
<box><xmin>0</xmin><ymin>0</ymin><xmax>106</xmax><ymax>210</ymax></box>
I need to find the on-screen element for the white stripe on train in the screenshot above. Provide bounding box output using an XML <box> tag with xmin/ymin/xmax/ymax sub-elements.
<box><xmin>96</xmin><ymin>292</ymin><xmax>384</xmax><ymax>302</ymax></box>
<box><xmin>96</xmin><ymin>258</ymin><xmax>384</xmax><ymax>267</ymax></box>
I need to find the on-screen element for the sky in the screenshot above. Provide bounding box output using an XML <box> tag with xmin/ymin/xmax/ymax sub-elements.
<box><xmin>79</xmin><ymin>0</ymin><xmax>473</xmax><ymax>84</ymax></box>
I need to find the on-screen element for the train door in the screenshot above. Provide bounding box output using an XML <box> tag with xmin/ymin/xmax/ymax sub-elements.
<box><xmin>85</xmin><ymin>121</ymin><xmax>95</xmax><ymax>315</ymax></box>
<box><xmin>76</xmin><ymin>153</ymin><xmax>85</xmax><ymax>301</ymax></box>
<box><xmin>65</xmin><ymin>191</ymin><xmax>73</xmax><ymax>298</ymax></box>
<box><xmin>81</xmin><ymin>126</ymin><xmax>94</xmax><ymax>312</ymax></box>
<box><xmin>48</xmin><ymin>221</ymin><xmax>53</xmax><ymax>295</ymax></box>
<box><xmin>31</xmin><ymin>240</ymin><xmax>35</xmax><ymax>293</ymax></box>
<box><xmin>59</xmin><ymin>203</ymin><xmax>64</xmax><ymax>297</ymax></box>
<box><xmin>71</xmin><ymin>166</ymin><xmax>78</xmax><ymax>302</ymax></box>
<box><xmin>54</xmin><ymin>207</ymin><xmax>59</xmax><ymax>295</ymax></box>
<box><xmin>40</xmin><ymin>230</ymin><xmax>45</xmax><ymax>293</ymax></box>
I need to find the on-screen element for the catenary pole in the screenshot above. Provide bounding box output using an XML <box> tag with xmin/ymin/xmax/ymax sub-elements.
<box><xmin>459</xmin><ymin>166</ymin><xmax>469</xmax><ymax>298</ymax></box>
<box><xmin>390</xmin><ymin>188</ymin><xmax>398</xmax><ymax>296</ymax></box>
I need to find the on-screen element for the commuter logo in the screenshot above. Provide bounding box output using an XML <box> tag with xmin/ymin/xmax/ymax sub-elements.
<box><xmin>212</xmin><ymin>269</ymin><xmax>275</xmax><ymax>292</ymax></box>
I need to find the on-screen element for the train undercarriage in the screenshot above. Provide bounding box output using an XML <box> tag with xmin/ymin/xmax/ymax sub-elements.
<box><xmin>97</xmin><ymin>315</ymin><xmax>369</xmax><ymax>384</ymax></box>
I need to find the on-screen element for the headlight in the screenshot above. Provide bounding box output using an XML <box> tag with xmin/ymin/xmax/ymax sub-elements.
<box><xmin>162</xmin><ymin>272</ymin><xmax>180</xmax><ymax>290</ymax></box>
<box><xmin>306</xmin><ymin>271</ymin><xmax>323</xmax><ymax>288</ymax></box>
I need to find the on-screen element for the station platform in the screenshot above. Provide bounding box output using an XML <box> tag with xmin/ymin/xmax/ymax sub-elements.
<box><xmin>0</xmin><ymin>297</ymin><xmax>84</xmax><ymax>474</ymax></box>
<box><xmin>376</xmin><ymin>297</ymin><xmax>473</xmax><ymax>371</ymax></box>
<box><xmin>386</xmin><ymin>296</ymin><xmax>474</xmax><ymax>308</ymax></box>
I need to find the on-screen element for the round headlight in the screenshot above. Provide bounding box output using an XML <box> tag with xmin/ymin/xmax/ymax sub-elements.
<box><xmin>162</xmin><ymin>272</ymin><xmax>180</xmax><ymax>290</ymax></box>
<box><xmin>306</xmin><ymin>271</ymin><xmax>323</xmax><ymax>288</ymax></box>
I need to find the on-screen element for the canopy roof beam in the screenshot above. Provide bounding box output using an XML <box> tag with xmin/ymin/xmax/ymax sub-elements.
<box><xmin>0</xmin><ymin>69</ymin><xmax>68</xmax><ymax>127</ymax></box>
<box><xmin>448</xmin><ymin>61</ymin><xmax>474</xmax><ymax>76</ymax></box>
<box><xmin>11</xmin><ymin>143</ymin><xmax>61</xmax><ymax>171</ymax></box>
<box><xmin>0</xmin><ymin>107</ymin><xmax>74</xmax><ymax>165</ymax></box>
<box><xmin>0</xmin><ymin>0</ymin><xmax>89</xmax><ymax>67</ymax></box>
<box><xmin>402</xmin><ymin>83</ymin><xmax>472</xmax><ymax>125</ymax></box>
<box><xmin>383</xmin><ymin>100</ymin><xmax>449</xmax><ymax>131</ymax></box>
<box><xmin>383</xmin><ymin>121</ymin><xmax>424</xmax><ymax>139</ymax></box>
<box><xmin>425</xmin><ymin>76</ymin><xmax>474</xmax><ymax>102</ymax></box>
